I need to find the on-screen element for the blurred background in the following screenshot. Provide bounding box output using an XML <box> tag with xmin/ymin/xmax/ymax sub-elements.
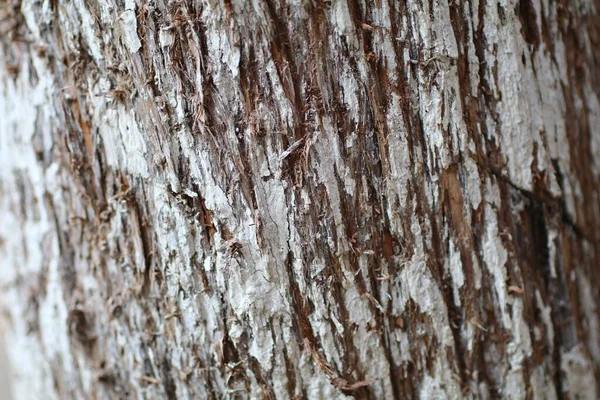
<box><xmin>0</xmin><ymin>329</ymin><xmax>12</xmax><ymax>400</ymax></box>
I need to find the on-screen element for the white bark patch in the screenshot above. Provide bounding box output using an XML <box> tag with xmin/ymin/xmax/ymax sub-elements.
<box><xmin>561</xmin><ymin>345</ymin><xmax>598</xmax><ymax>400</ymax></box>
<box><xmin>119</xmin><ymin>1</ymin><xmax>141</xmax><ymax>54</ymax></box>
<box><xmin>578</xmin><ymin>273</ymin><xmax>600</xmax><ymax>363</ymax></box>
<box><xmin>446</xmin><ymin>237</ymin><xmax>464</xmax><ymax>307</ymax></box>
<box><xmin>535</xmin><ymin>290</ymin><xmax>555</xmax><ymax>355</ymax></box>
<box><xmin>482</xmin><ymin>202</ymin><xmax>510</xmax><ymax>328</ymax></box>
<box><xmin>74</xmin><ymin>0</ymin><xmax>104</xmax><ymax>61</ymax></box>
<box><xmin>0</xmin><ymin>50</ymin><xmax>74</xmax><ymax>400</ymax></box>
<box><xmin>419</xmin><ymin>356</ymin><xmax>462</xmax><ymax>399</ymax></box>
<box><xmin>403</xmin><ymin>218</ymin><xmax>453</xmax><ymax>348</ymax></box>
<box><xmin>504</xmin><ymin>298</ymin><xmax>533</xmax><ymax>399</ymax></box>
<box><xmin>530</xmin><ymin>365</ymin><xmax>558</xmax><ymax>400</ymax></box>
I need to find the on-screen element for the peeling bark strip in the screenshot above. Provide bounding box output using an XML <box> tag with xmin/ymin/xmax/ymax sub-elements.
<box><xmin>1</xmin><ymin>0</ymin><xmax>600</xmax><ymax>398</ymax></box>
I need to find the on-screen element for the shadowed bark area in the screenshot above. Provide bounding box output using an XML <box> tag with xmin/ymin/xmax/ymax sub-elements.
<box><xmin>1</xmin><ymin>0</ymin><xmax>599</xmax><ymax>398</ymax></box>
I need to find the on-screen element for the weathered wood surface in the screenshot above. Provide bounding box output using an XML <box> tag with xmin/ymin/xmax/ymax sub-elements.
<box><xmin>1</xmin><ymin>0</ymin><xmax>600</xmax><ymax>398</ymax></box>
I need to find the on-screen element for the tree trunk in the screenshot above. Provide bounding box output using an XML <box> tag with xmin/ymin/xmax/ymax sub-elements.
<box><xmin>1</xmin><ymin>0</ymin><xmax>599</xmax><ymax>398</ymax></box>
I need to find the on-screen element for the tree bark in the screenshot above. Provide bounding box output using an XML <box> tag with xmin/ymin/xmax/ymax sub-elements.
<box><xmin>1</xmin><ymin>0</ymin><xmax>600</xmax><ymax>398</ymax></box>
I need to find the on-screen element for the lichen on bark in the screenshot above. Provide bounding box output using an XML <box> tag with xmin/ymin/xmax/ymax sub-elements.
<box><xmin>1</xmin><ymin>0</ymin><xmax>600</xmax><ymax>398</ymax></box>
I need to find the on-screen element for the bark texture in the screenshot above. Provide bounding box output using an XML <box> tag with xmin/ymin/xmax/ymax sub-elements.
<box><xmin>1</xmin><ymin>0</ymin><xmax>600</xmax><ymax>398</ymax></box>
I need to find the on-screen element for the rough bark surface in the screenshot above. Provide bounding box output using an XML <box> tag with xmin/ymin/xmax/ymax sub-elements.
<box><xmin>1</xmin><ymin>0</ymin><xmax>600</xmax><ymax>398</ymax></box>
